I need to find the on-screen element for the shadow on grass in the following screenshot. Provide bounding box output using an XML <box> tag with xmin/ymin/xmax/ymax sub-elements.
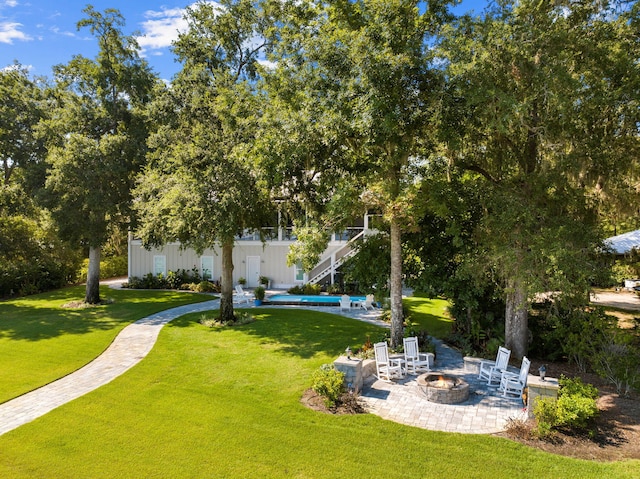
<box><xmin>0</xmin><ymin>286</ymin><xmax>211</xmax><ymax>342</ymax></box>
<box><xmin>169</xmin><ymin>307</ymin><xmax>385</xmax><ymax>359</ymax></box>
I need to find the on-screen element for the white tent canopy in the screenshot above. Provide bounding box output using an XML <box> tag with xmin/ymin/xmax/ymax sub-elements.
<box><xmin>605</xmin><ymin>229</ymin><xmax>640</xmax><ymax>255</ymax></box>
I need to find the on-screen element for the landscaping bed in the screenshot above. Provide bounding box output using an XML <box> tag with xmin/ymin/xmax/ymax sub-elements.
<box><xmin>501</xmin><ymin>360</ymin><xmax>640</xmax><ymax>462</ymax></box>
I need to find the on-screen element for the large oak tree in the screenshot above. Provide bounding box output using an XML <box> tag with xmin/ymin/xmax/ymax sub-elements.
<box><xmin>264</xmin><ymin>0</ymin><xmax>452</xmax><ymax>347</ymax></box>
<box><xmin>440</xmin><ymin>0</ymin><xmax>640</xmax><ymax>358</ymax></box>
<box><xmin>43</xmin><ymin>6</ymin><xmax>156</xmax><ymax>303</ymax></box>
<box><xmin>134</xmin><ymin>0</ymin><xmax>272</xmax><ymax>322</ymax></box>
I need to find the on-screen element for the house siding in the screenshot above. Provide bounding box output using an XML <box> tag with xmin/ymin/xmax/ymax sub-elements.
<box><xmin>128</xmin><ymin>239</ymin><xmax>320</xmax><ymax>289</ymax></box>
<box><xmin>128</xmin><ymin>217</ymin><xmax>370</xmax><ymax>289</ymax></box>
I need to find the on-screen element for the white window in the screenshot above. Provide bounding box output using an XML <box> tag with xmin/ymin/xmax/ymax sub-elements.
<box><xmin>294</xmin><ymin>262</ymin><xmax>304</xmax><ymax>282</ymax></box>
<box><xmin>153</xmin><ymin>255</ymin><xmax>166</xmax><ymax>277</ymax></box>
<box><xmin>201</xmin><ymin>256</ymin><xmax>214</xmax><ymax>281</ymax></box>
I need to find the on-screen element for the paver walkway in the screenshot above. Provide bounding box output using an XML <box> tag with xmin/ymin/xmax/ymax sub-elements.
<box><xmin>0</xmin><ymin>299</ymin><xmax>219</xmax><ymax>436</ymax></box>
<box><xmin>0</xmin><ymin>292</ymin><xmax>526</xmax><ymax>437</ymax></box>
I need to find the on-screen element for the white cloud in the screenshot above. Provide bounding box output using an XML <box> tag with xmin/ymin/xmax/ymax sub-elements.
<box><xmin>137</xmin><ymin>2</ymin><xmax>224</xmax><ymax>55</ymax></box>
<box><xmin>50</xmin><ymin>26</ymin><xmax>75</xmax><ymax>37</ymax></box>
<box><xmin>4</xmin><ymin>1</ymin><xmax>19</xmax><ymax>8</ymax></box>
<box><xmin>0</xmin><ymin>21</ymin><xmax>31</xmax><ymax>43</ymax></box>
<box><xmin>258</xmin><ymin>59</ymin><xmax>277</xmax><ymax>71</ymax></box>
<box><xmin>136</xmin><ymin>6</ymin><xmax>189</xmax><ymax>52</ymax></box>
<box><xmin>2</xmin><ymin>63</ymin><xmax>33</xmax><ymax>72</ymax></box>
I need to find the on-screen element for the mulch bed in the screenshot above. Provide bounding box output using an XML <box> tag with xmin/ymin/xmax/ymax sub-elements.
<box><xmin>301</xmin><ymin>389</ymin><xmax>367</xmax><ymax>415</ymax></box>
<box><xmin>497</xmin><ymin>360</ymin><xmax>640</xmax><ymax>462</ymax></box>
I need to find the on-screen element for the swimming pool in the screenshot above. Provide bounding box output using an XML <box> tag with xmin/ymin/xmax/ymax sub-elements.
<box><xmin>266</xmin><ymin>294</ymin><xmax>366</xmax><ymax>306</ymax></box>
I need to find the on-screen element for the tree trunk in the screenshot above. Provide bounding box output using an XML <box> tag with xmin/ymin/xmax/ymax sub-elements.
<box><xmin>389</xmin><ymin>217</ymin><xmax>404</xmax><ymax>348</ymax></box>
<box><xmin>505</xmin><ymin>277</ymin><xmax>529</xmax><ymax>359</ymax></box>
<box><xmin>220</xmin><ymin>240</ymin><xmax>235</xmax><ymax>322</ymax></box>
<box><xmin>85</xmin><ymin>245</ymin><xmax>101</xmax><ymax>304</ymax></box>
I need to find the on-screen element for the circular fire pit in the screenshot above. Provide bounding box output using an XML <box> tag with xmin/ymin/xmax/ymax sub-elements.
<box><xmin>417</xmin><ymin>373</ymin><xmax>470</xmax><ymax>404</ymax></box>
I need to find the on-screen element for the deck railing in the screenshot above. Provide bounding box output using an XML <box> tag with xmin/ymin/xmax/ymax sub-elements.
<box><xmin>307</xmin><ymin>230</ymin><xmax>365</xmax><ymax>285</ymax></box>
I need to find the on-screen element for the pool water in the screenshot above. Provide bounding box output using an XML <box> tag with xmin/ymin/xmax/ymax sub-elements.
<box><xmin>266</xmin><ymin>294</ymin><xmax>366</xmax><ymax>305</ymax></box>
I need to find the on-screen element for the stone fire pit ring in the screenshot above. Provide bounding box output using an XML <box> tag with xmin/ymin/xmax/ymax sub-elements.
<box><xmin>417</xmin><ymin>372</ymin><xmax>470</xmax><ymax>404</ymax></box>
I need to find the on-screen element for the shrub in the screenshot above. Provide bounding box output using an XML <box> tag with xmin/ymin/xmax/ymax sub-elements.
<box><xmin>562</xmin><ymin>307</ymin><xmax>614</xmax><ymax>372</ymax></box>
<box><xmin>125</xmin><ymin>269</ymin><xmax>212</xmax><ymax>292</ymax></box>
<box><xmin>533</xmin><ymin>398</ymin><xmax>558</xmax><ymax>438</ymax></box>
<box><xmin>558</xmin><ymin>375</ymin><xmax>598</xmax><ymax>399</ymax></box>
<box><xmin>165</xmin><ymin>269</ymin><xmax>191</xmax><ymax>290</ymax></box>
<box><xmin>0</xmin><ymin>214</ymin><xmax>82</xmax><ymax>297</ymax></box>
<box><xmin>303</xmin><ymin>283</ymin><xmax>322</xmax><ymax>295</ymax></box>
<box><xmin>199</xmin><ymin>311</ymin><xmax>255</xmax><ymax>327</ymax></box>
<box><xmin>287</xmin><ymin>283</ymin><xmax>321</xmax><ymax>295</ymax></box>
<box><xmin>354</xmin><ymin>335</ymin><xmax>375</xmax><ymax>359</ymax></box>
<box><xmin>123</xmin><ymin>276</ymin><xmax>142</xmax><ymax>289</ymax></box>
<box><xmin>593</xmin><ymin>334</ymin><xmax>640</xmax><ymax>396</ymax></box>
<box><xmin>533</xmin><ymin>376</ymin><xmax>599</xmax><ymax>438</ymax></box>
<box><xmin>233</xmin><ymin>311</ymin><xmax>255</xmax><ymax>325</ymax></box>
<box><xmin>195</xmin><ymin>281</ymin><xmax>217</xmax><ymax>293</ymax></box>
<box><xmin>288</xmin><ymin>285</ymin><xmax>304</xmax><ymax>294</ymax></box>
<box><xmin>78</xmin><ymin>256</ymin><xmax>127</xmax><ymax>283</ymax></box>
<box><xmin>556</xmin><ymin>393</ymin><xmax>599</xmax><ymax>430</ymax></box>
<box><xmin>311</xmin><ymin>364</ymin><xmax>345</xmax><ymax>408</ymax></box>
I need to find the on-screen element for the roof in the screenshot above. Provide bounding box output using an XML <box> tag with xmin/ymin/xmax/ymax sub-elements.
<box><xmin>605</xmin><ymin>229</ymin><xmax>640</xmax><ymax>255</ymax></box>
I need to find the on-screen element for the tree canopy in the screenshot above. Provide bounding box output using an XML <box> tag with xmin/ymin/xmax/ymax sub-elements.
<box><xmin>1</xmin><ymin>1</ymin><xmax>638</xmax><ymax>365</ymax></box>
<box><xmin>42</xmin><ymin>6</ymin><xmax>156</xmax><ymax>303</ymax></box>
<box><xmin>439</xmin><ymin>0</ymin><xmax>640</xmax><ymax>357</ymax></box>
<box><xmin>134</xmin><ymin>0</ymin><xmax>272</xmax><ymax>322</ymax></box>
<box><xmin>262</xmin><ymin>0</ymin><xmax>453</xmax><ymax>347</ymax></box>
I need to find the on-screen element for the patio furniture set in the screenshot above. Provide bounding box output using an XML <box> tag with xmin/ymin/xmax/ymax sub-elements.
<box><xmin>340</xmin><ymin>294</ymin><xmax>376</xmax><ymax>311</ymax></box>
<box><xmin>373</xmin><ymin>337</ymin><xmax>434</xmax><ymax>381</ymax></box>
<box><xmin>478</xmin><ymin>346</ymin><xmax>531</xmax><ymax>398</ymax></box>
<box><xmin>374</xmin><ymin>340</ymin><xmax>531</xmax><ymax>402</ymax></box>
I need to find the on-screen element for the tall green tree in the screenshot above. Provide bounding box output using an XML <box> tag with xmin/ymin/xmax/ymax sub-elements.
<box><xmin>264</xmin><ymin>0</ymin><xmax>452</xmax><ymax>347</ymax></box>
<box><xmin>43</xmin><ymin>6</ymin><xmax>156</xmax><ymax>303</ymax></box>
<box><xmin>0</xmin><ymin>64</ymin><xmax>46</xmax><ymax>188</ymax></box>
<box><xmin>134</xmin><ymin>0</ymin><xmax>272</xmax><ymax>322</ymax></box>
<box><xmin>440</xmin><ymin>0</ymin><xmax>640</xmax><ymax>358</ymax></box>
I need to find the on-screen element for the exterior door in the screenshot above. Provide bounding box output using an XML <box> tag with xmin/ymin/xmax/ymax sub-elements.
<box><xmin>246</xmin><ymin>256</ymin><xmax>261</xmax><ymax>287</ymax></box>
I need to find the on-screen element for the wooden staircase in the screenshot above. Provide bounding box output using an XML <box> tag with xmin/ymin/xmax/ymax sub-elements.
<box><xmin>306</xmin><ymin>230</ymin><xmax>365</xmax><ymax>285</ymax></box>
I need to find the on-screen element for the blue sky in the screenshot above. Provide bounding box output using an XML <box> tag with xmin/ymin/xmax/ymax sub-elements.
<box><xmin>1</xmin><ymin>0</ymin><xmax>488</xmax><ymax>81</ymax></box>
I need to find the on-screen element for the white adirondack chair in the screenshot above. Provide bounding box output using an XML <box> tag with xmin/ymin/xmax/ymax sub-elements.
<box><xmin>374</xmin><ymin>342</ymin><xmax>404</xmax><ymax>381</ymax></box>
<box><xmin>403</xmin><ymin>336</ymin><xmax>431</xmax><ymax>375</ymax></box>
<box><xmin>339</xmin><ymin>294</ymin><xmax>351</xmax><ymax>311</ymax></box>
<box><xmin>478</xmin><ymin>346</ymin><xmax>511</xmax><ymax>386</ymax></box>
<box><xmin>233</xmin><ymin>284</ymin><xmax>252</xmax><ymax>304</ymax></box>
<box><xmin>359</xmin><ymin>294</ymin><xmax>375</xmax><ymax>310</ymax></box>
<box><xmin>500</xmin><ymin>356</ymin><xmax>531</xmax><ymax>398</ymax></box>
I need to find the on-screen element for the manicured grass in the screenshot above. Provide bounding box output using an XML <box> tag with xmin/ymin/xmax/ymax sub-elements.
<box><xmin>0</xmin><ymin>286</ymin><xmax>212</xmax><ymax>403</ymax></box>
<box><xmin>0</xmin><ymin>306</ymin><xmax>637</xmax><ymax>478</ymax></box>
<box><xmin>404</xmin><ymin>294</ymin><xmax>454</xmax><ymax>338</ymax></box>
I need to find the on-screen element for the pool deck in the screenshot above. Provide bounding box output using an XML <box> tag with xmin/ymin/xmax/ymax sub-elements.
<box><xmin>0</xmin><ymin>285</ymin><xmax>526</xmax><ymax>437</ymax></box>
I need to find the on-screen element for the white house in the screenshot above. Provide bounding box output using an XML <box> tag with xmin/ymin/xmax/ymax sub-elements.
<box><xmin>127</xmin><ymin>216</ymin><xmax>373</xmax><ymax>289</ymax></box>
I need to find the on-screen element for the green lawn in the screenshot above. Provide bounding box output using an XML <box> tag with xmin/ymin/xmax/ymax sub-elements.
<box><xmin>403</xmin><ymin>294</ymin><xmax>454</xmax><ymax>337</ymax></box>
<box><xmin>0</xmin><ymin>286</ymin><xmax>212</xmax><ymax>403</ymax></box>
<box><xmin>0</xmin><ymin>299</ymin><xmax>637</xmax><ymax>478</ymax></box>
